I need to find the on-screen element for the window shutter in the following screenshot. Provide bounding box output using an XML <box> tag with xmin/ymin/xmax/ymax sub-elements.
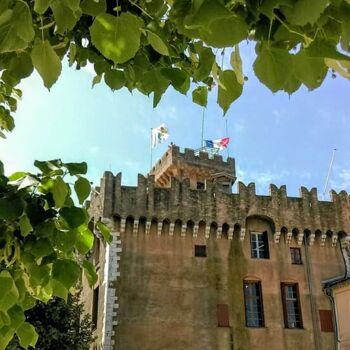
<box><xmin>217</xmin><ymin>304</ymin><xmax>230</xmax><ymax>327</ymax></box>
<box><xmin>319</xmin><ymin>310</ymin><xmax>334</xmax><ymax>332</ymax></box>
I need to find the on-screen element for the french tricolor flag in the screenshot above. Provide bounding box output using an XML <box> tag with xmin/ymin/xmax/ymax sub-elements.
<box><xmin>204</xmin><ymin>137</ymin><xmax>230</xmax><ymax>150</ymax></box>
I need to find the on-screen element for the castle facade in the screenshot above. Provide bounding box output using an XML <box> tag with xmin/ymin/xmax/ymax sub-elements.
<box><xmin>83</xmin><ymin>145</ymin><xmax>350</xmax><ymax>350</ymax></box>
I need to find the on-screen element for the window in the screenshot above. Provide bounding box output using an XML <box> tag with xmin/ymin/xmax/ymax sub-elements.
<box><xmin>319</xmin><ymin>310</ymin><xmax>334</xmax><ymax>332</ymax></box>
<box><xmin>93</xmin><ymin>237</ymin><xmax>101</xmax><ymax>266</ymax></box>
<box><xmin>250</xmin><ymin>232</ymin><xmax>269</xmax><ymax>259</ymax></box>
<box><xmin>197</xmin><ymin>182</ymin><xmax>205</xmax><ymax>190</ymax></box>
<box><xmin>290</xmin><ymin>247</ymin><xmax>302</xmax><ymax>264</ymax></box>
<box><xmin>243</xmin><ymin>281</ymin><xmax>264</xmax><ymax>327</ymax></box>
<box><xmin>92</xmin><ymin>286</ymin><xmax>99</xmax><ymax>329</ymax></box>
<box><xmin>281</xmin><ymin>283</ymin><xmax>303</xmax><ymax>329</ymax></box>
<box><xmin>194</xmin><ymin>245</ymin><xmax>206</xmax><ymax>257</ymax></box>
<box><xmin>217</xmin><ymin>304</ymin><xmax>230</xmax><ymax>327</ymax></box>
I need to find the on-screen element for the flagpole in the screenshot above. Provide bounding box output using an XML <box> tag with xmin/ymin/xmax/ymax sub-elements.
<box><xmin>150</xmin><ymin>128</ymin><xmax>153</xmax><ymax>171</ymax></box>
<box><xmin>201</xmin><ymin>107</ymin><xmax>205</xmax><ymax>148</ymax></box>
<box><xmin>225</xmin><ymin>117</ymin><xmax>229</xmax><ymax>157</ymax></box>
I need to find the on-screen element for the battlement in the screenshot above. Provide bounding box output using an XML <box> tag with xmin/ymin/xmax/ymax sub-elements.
<box><xmin>87</xmin><ymin>171</ymin><xmax>350</xmax><ymax>248</ymax></box>
<box><xmin>149</xmin><ymin>145</ymin><xmax>236</xmax><ymax>189</ymax></box>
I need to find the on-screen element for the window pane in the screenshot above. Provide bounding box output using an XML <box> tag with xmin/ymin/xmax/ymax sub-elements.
<box><xmin>282</xmin><ymin>284</ymin><xmax>302</xmax><ymax>328</ymax></box>
<box><xmin>251</xmin><ymin>232</ymin><xmax>269</xmax><ymax>259</ymax></box>
<box><xmin>244</xmin><ymin>282</ymin><xmax>264</xmax><ymax>327</ymax></box>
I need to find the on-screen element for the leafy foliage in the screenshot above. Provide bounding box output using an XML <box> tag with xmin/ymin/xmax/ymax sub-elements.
<box><xmin>0</xmin><ymin>0</ymin><xmax>349</xmax><ymax>134</ymax></box>
<box><xmin>0</xmin><ymin>159</ymin><xmax>109</xmax><ymax>349</ymax></box>
<box><xmin>6</xmin><ymin>292</ymin><xmax>95</xmax><ymax>350</ymax></box>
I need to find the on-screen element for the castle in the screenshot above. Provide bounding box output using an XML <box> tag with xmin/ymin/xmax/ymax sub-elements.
<box><xmin>82</xmin><ymin>145</ymin><xmax>350</xmax><ymax>350</ymax></box>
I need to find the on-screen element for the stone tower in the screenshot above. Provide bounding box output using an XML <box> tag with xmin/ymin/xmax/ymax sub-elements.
<box><xmin>83</xmin><ymin>145</ymin><xmax>350</xmax><ymax>350</ymax></box>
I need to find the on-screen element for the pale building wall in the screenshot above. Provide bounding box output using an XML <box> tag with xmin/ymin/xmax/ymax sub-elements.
<box><xmin>333</xmin><ymin>283</ymin><xmax>350</xmax><ymax>350</ymax></box>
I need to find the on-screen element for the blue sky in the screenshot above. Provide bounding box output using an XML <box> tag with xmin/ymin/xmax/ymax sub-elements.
<box><xmin>0</xmin><ymin>43</ymin><xmax>349</xmax><ymax>200</ymax></box>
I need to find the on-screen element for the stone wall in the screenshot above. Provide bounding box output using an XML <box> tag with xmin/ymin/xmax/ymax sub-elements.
<box><xmin>83</xmin><ymin>168</ymin><xmax>350</xmax><ymax>350</ymax></box>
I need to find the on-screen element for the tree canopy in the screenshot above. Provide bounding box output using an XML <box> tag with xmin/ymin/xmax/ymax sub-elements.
<box><xmin>1</xmin><ymin>0</ymin><xmax>350</xmax><ymax>136</ymax></box>
<box><xmin>6</xmin><ymin>292</ymin><xmax>95</xmax><ymax>350</ymax></box>
<box><xmin>0</xmin><ymin>160</ymin><xmax>111</xmax><ymax>349</ymax></box>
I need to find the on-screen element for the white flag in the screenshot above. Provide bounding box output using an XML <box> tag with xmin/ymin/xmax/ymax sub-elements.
<box><xmin>152</xmin><ymin>124</ymin><xmax>169</xmax><ymax>148</ymax></box>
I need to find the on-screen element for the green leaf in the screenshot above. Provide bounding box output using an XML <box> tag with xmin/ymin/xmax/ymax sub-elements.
<box><xmin>50</xmin><ymin>0</ymin><xmax>81</xmax><ymax>34</ymax></box>
<box><xmin>0</xmin><ymin>160</ymin><xmax>3</xmax><ymax>175</ymax></box>
<box><xmin>104</xmin><ymin>69</ymin><xmax>126</xmax><ymax>91</ymax></box>
<box><xmin>141</xmin><ymin>68</ymin><xmax>169</xmax><ymax>95</ymax></box>
<box><xmin>92</xmin><ymin>74</ymin><xmax>102</xmax><ymax>87</ymax></box>
<box><xmin>306</xmin><ymin>39</ymin><xmax>350</xmax><ymax>61</ymax></box>
<box><xmin>64</xmin><ymin>162</ymin><xmax>87</xmax><ymax>176</ymax></box>
<box><xmin>53</xmin><ymin>229</ymin><xmax>78</xmax><ymax>253</ymax></box>
<box><xmin>231</xmin><ymin>45</ymin><xmax>244</xmax><ymax>85</ymax></box>
<box><xmin>283</xmin><ymin>0</ymin><xmax>329</xmax><ymax>26</ymax></box>
<box><xmin>192</xmin><ymin>86</ymin><xmax>208</xmax><ymax>107</ymax></box>
<box><xmin>160</xmin><ymin>68</ymin><xmax>189</xmax><ymax>94</ymax></box>
<box><xmin>96</xmin><ymin>220</ymin><xmax>112</xmax><ymax>244</ymax></box>
<box><xmin>184</xmin><ymin>0</ymin><xmax>247</xmax><ymax>47</ymax></box>
<box><xmin>203</xmin><ymin>15</ymin><xmax>247</xmax><ymax>47</ymax></box>
<box><xmin>76</xmin><ymin>228</ymin><xmax>94</xmax><ymax>255</ymax></box>
<box><xmin>51</xmin><ymin>176</ymin><xmax>68</xmax><ymax>208</ymax></box>
<box><xmin>0</xmin><ymin>327</ymin><xmax>15</xmax><ymax>350</ymax></box>
<box><xmin>52</xmin><ymin>259</ymin><xmax>80</xmax><ymax>290</ymax></box>
<box><xmin>19</xmin><ymin>215</ymin><xmax>33</xmax><ymax>237</ymax></box>
<box><xmin>90</xmin><ymin>12</ymin><xmax>143</xmax><ymax>64</ymax></box>
<box><xmin>217</xmin><ymin>70</ymin><xmax>243</xmax><ymax>114</ymax></box>
<box><xmin>34</xmin><ymin>159</ymin><xmax>62</xmax><ymax>175</ymax></box>
<box><xmin>0</xmin><ymin>310</ymin><xmax>11</xmax><ymax>327</ymax></box>
<box><xmin>253</xmin><ymin>46</ymin><xmax>292</xmax><ymax>92</ymax></box>
<box><xmin>3</xmin><ymin>52</ymin><xmax>34</xmax><ymax>84</ymax></box>
<box><xmin>0</xmin><ymin>271</ymin><xmax>19</xmax><ymax>312</ymax></box>
<box><xmin>9</xmin><ymin>174</ymin><xmax>39</xmax><ymax>190</ymax></box>
<box><xmin>31</xmin><ymin>40</ymin><xmax>62</xmax><ymax>89</ymax></box>
<box><xmin>7</xmin><ymin>305</ymin><xmax>25</xmax><ymax>330</ymax></box>
<box><xmin>34</xmin><ymin>0</ymin><xmax>51</xmax><ymax>14</ymax></box>
<box><xmin>68</xmin><ymin>42</ymin><xmax>77</xmax><ymax>66</ymax></box>
<box><xmin>8</xmin><ymin>172</ymin><xmax>26</xmax><ymax>181</ymax></box>
<box><xmin>31</xmin><ymin>238</ymin><xmax>54</xmax><ymax>259</ymax></box>
<box><xmin>0</xmin><ymin>195</ymin><xmax>25</xmax><ymax>220</ymax></box>
<box><xmin>147</xmin><ymin>31</ymin><xmax>169</xmax><ymax>56</ymax></box>
<box><xmin>82</xmin><ymin>260</ymin><xmax>97</xmax><ymax>286</ymax></box>
<box><xmin>193</xmin><ymin>44</ymin><xmax>215</xmax><ymax>82</ymax></box>
<box><xmin>17</xmin><ymin>322</ymin><xmax>38</xmax><ymax>348</ymax></box>
<box><xmin>50</xmin><ymin>279</ymin><xmax>68</xmax><ymax>300</ymax></box>
<box><xmin>0</xmin><ymin>1</ymin><xmax>35</xmax><ymax>53</ymax></box>
<box><xmin>74</xmin><ymin>177</ymin><xmax>91</xmax><ymax>204</ymax></box>
<box><xmin>341</xmin><ymin>21</ymin><xmax>350</xmax><ymax>52</ymax></box>
<box><xmin>60</xmin><ymin>207</ymin><xmax>87</xmax><ymax>228</ymax></box>
<box><xmin>293</xmin><ymin>50</ymin><xmax>327</xmax><ymax>90</ymax></box>
<box><xmin>81</xmin><ymin>0</ymin><xmax>106</xmax><ymax>16</ymax></box>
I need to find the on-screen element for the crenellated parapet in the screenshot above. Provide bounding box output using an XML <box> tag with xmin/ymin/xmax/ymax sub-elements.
<box><xmin>88</xmin><ymin>171</ymin><xmax>350</xmax><ymax>247</ymax></box>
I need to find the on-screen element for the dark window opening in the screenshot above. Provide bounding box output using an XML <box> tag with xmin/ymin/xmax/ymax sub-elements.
<box><xmin>93</xmin><ymin>237</ymin><xmax>100</xmax><ymax>266</ymax></box>
<box><xmin>222</xmin><ymin>183</ymin><xmax>231</xmax><ymax>193</ymax></box>
<box><xmin>319</xmin><ymin>310</ymin><xmax>334</xmax><ymax>332</ymax></box>
<box><xmin>197</xmin><ymin>182</ymin><xmax>205</xmax><ymax>190</ymax></box>
<box><xmin>217</xmin><ymin>304</ymin><xmax>230</xmax><ymax>327</ymax></box>
<box><xmin>243</xmin><ymin>281</ymin><xmax>264</xmax><ymax>327</ymax></box>
<box><xmin>194</xmin><ymin>245</ymin><xmax>207</xmax><ymax>257</ymax></box>
<box><xmin>281</xmin><ymin>283</ymin><xmax>303</xmax><ymax>329</ymax></box>
<box><xmin>290</xmin><ymin>247</ymin><xmax>302</xmax><ymax>265</ymax></box>
<box><xmin>250</xmin><ymin>231</ymin><xmax>269</xmax><ymax>259</ymax></box>
<box><xmin>92</xmin><ymin>286</ymin><xmax>99</xmax><ymax>329</ymax></box>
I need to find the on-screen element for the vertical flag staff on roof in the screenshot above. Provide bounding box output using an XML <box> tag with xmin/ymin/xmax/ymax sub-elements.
<box><xmin>152</xmin><ymin>123</ymin><xmax>169</xmax><ymax>148</ymax></box>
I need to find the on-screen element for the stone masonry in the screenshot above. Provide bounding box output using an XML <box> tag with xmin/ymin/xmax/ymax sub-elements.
<box><xmin>83</xmin><ymin>145</ymin><xmax>350</xmax><ymax>350</ymax></box>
